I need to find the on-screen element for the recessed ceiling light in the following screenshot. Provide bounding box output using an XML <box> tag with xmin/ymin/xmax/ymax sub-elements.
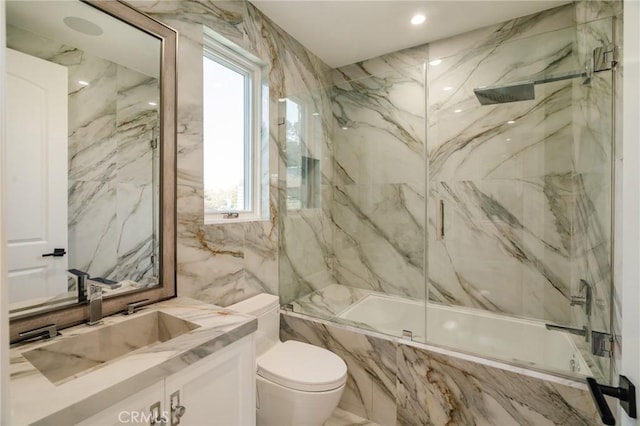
<box><xmin>507</xmin><ymin>120</ymin><xmax>516</xmax><ymax>124</ymax></box>
<box><xmin>78</xmin><ymin>80</ymin><xmax>89</xmax><ymax>86</ymax></box>
<box><xmin>148</xmin><ymin>102</ymin><xmax>157</xmax><ymax>106</ymax></box>
<box><xmin>342</xmin><ymin>126</ymin><xmax>348</xmax><ymax>130</ymax></box>
<box><xmin>278</xmin><ymin>98</ymin><xmax>286</xmax><ymax>102</ymax></box>
<box><xmin>454</xmin><ymin>109</ymin><xmax>462</xmax><ymax>113</ymax></box>
<box><xmin>64</xmin><ymin>16</ymin><xmax>103</xmax><ymax>36</ymax></box>
<box><xmin>443</xmin><ymin>86</ymin><xmax>453</xmax><ymax>91</ymax></box>
<box><xmin>429</xmin><ymin>59</ymin><xmax>442</xmax><ymax>66</ymax></box>
<box><xmin>506</xmin><ymin>138</ymin><xmax>512</xmax><ymax>141</ymax></box>
<box><xmin>411</xmin><ymin>14</ymin><xmax>426</xmax><ymax>25</ymax></box>
<box><xmin>312</xmin><ymin>112</ymin><xmax>320</xmax><ymax>116</ymax></box>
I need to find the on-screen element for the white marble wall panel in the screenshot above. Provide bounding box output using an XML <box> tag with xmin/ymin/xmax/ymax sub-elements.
<box><xmin>279</xmin><ymin>210</ymin><xmax>335</xmax><ymax>303</ymax></box>
<box><xmin>425</xmin><ymin>4</ymin><xmax>607</xmax><ymax>331</ymax></box>
<box><xmin>282</xmin><ymin>314</ymin><xmax>600</xmax><ymax>426</ymax></box>
<box><xmin>330</xmin><ymin>63</ymin><xmax>426</xmax><ymax>300</ymax></box>
<box><xmin>68</xmin><ymin>181</ymin><xmax>117</xmax><ymax>278</ymax></box>
<box><xmin>396</xmin><ymin>345</ymin><xmax>599</xmax><ymax>426</ymax></box>
<box><xmin>575</xmin><ymin>0</ymin><xmax>622</xmax><ymax>25</ymax></box>
<box><xmin>116</xmin><ymin>67</ymin><xmax>158</xmax><ymax>185</ymax></box>
<box><xmin>428</xmin><ymin>4</ymin><xmax>575</xmax><ymax>62</ymax></box>
<box><xmin>115</xmin><ymin>183</ymin><xmax>155</xmax><ymax>283</ymax></box>
<box><xmin>127</xmin><ymin>0</ymin><xmax>333</xmax><ymax>306</ymax></box>
<box><xmin>428</xmin><ymin>178</ymin><xmax>575</xmax><ymax>324</ymax></box>
<box><xmin>279</xmin><ymin>87</ymin><xmax>336</xmax><ymax>304</ymax></box>
<box><xmin>333</xmin><ymin>183</ymin><xmax>425</xmax><ymax>299</ymax></box>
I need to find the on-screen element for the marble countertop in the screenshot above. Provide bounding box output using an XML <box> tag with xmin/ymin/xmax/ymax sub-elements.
<box><xmin>9</xmin><ymin>297</ymin><xmax>257</xmax><ymax>425</ymax></box>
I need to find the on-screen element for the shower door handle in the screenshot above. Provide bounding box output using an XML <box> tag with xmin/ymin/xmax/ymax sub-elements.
<box><xmin>436</xmin><ymin>200</ymin><xmax>444</xmax><ymax>241</ymax></box>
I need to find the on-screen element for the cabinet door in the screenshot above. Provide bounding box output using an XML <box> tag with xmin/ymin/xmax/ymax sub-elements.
<box><xmin>77</xmin><ymin>381</ymin><xmax>166</xmax><ymax>426</ymax></box>
<box><xmin>164</xmin><ymin>335</ymin><xmax>256</xmax><ymax>426</ymax></box>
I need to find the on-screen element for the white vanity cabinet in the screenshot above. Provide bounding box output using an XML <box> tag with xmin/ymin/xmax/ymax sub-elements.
<box><xmin>79</xmin><ymin>335</ymin><xmax>256</xmax><ymax>426</ymax></box>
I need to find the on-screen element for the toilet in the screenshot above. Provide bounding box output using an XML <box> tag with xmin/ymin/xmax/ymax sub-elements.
<box><xmin>229</xmin><ymin>293</ymin><xmax>347</xmax><ymax>426</ymax></box>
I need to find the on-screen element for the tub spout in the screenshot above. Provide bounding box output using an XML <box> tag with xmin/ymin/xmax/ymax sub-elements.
<box><xmin>545</xmin><ymin>323</ymin><xmax>590</xmax><ymax>342</ymax></box>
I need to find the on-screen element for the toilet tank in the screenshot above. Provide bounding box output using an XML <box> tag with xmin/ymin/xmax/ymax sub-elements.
<box><xmin>229</xmin><ymin>293</ymin><xmax>280</xmax><ymax>357</ymax></box>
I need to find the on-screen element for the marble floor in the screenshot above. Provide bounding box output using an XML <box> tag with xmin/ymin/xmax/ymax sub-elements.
<box><xmin>325</xmin><ymin>408</ymin><xmax>379</xmax><ymax>426</ymax></box>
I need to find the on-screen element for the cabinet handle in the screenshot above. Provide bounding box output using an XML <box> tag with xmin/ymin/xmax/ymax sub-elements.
<box><xmin>150</xmin><ymin>401</ymin><xmax>166</xmax><ymax>426</ymax></box>
<box><xmin>170</xmin><ymin>390</ymin><xmax>187</xmax><ymax>426</ymax></box>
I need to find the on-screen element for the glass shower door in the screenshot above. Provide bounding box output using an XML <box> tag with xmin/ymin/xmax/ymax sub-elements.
<box><xmin>279</xmin><ymin>62</ymin><xmax>429</xmax><ymax>343</ymax></box>
<box><xmin>425</xmin><ymin>18</ymin><xmax>615</xmax><ymax>382</ymax></box>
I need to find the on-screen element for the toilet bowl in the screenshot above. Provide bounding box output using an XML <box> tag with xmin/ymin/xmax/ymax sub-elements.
<box><xmin>230</xmin><ymin>294</ymin><xmax>347</xmax><ymax>426</ymax></box>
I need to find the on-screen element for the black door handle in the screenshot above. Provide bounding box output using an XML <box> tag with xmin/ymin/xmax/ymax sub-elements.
<box><xmin>42</xmin><ymin>248</ymin><xmax>66</xmax><ymax>257</ymax></box>
<box><xmin>587</xmin><ymin>375</ymin><xmax>637</xmax><ymax>425</ymax></box>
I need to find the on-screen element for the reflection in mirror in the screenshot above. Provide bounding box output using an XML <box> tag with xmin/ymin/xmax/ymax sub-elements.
<box><xmin>5</xmin><ymin>1</ymin><xmax>162</xmax><ymax>318</ymax></box>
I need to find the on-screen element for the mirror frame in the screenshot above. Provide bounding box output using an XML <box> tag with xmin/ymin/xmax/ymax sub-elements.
<box><xmin>8</xmin><ymin>0</ymin><xmax>177</xmax><ymax>343</ymax></box>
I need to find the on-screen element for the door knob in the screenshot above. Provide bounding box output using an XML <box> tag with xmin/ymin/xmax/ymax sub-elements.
<box><xmin>42</xmin><ymin>248</ymin><xmax>66</xmax><ymax>257</ymax></box>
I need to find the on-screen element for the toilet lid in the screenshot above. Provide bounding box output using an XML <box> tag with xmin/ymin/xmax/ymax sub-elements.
<box><xmin>257</xmin><ymin>341</ymin><xmax>347</xmax><ymax>392</ymax></box>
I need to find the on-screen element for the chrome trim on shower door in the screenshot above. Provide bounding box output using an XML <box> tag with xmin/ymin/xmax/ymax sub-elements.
<box><xmin>436</xmin><ymin>200</ymin><xmax>444</xmax><ymax>241</ymax></box>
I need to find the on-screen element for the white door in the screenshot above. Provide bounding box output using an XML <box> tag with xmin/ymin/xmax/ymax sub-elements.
<box><xmin>5</xmin><ymin>48</ymin><xmax>68</xmax><ymax>305</ymax></box>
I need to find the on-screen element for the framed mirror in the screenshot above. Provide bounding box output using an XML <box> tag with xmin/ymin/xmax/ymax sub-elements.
<box><xmin>6</xmin><ymin>0</ymin><xmax>176</xmax><ymax>342</ymax></box>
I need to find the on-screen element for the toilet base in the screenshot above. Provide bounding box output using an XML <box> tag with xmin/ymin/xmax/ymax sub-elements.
<box><xmin>256</xmin><ymin>374</ymin><xmax>345</xmax><ymax>426</ymax></box>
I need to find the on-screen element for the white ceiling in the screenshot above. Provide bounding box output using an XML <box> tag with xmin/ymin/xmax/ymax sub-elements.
<box><xmin>250</xmin><ymin>0</ymin><xmax>572</xmax><ymax>68</ymax></box>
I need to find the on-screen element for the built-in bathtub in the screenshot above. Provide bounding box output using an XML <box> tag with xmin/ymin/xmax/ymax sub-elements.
<box><xmin>336</xmin><ymin>293</ymin><xmax>591</xmax><ymax>376</ymax></box>
<box><xmin>290</xmin><ymin>285</ymin><xmax>592</xmax><ymax>378</ymax></box>
<box><xmin>282</xmin><ymin>289</ymin><xmax>601</xmax><ymax>425</ymax></box>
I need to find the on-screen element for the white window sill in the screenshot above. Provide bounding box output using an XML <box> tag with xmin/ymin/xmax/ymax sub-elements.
<box><xmin>204</xmin><ymin>214</ymin><xmax>264</xmax><ymax>225</ymax></box>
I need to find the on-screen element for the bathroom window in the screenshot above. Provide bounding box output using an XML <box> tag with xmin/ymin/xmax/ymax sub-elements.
<box><xmin>203</xmin><ymin>34</ymin><xmax>263</xmax><ymax>223</ymax></box>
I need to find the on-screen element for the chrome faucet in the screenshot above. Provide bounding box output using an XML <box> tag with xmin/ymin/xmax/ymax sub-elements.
<box><xmin>68</xmin><ymin>269</ymin><xmax>90</xmax><ymax>302</ymax></box>
<box><xmin>571</xmin><ymin>279</ymin><xmax>593</xmax><ymax>316</ymax></box>
<box><xmin>545</xmin><ymin>323</ymin><xmax>589</xmax><ymax>340</ymax></box>
<box><xmin>549</xmin><ymin>279</ymin><xmax>593</xmax><ymax>343</ymax></box>
<box><xmin>87</xmin><ymin>282</ymin><xmax>103</xmax><ymax>326</ymax></box>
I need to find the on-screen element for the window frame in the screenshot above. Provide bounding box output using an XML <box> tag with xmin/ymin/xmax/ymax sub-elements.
<box><xmin>203</xmin><ymin>34</ymin><xmax>263</xmax><ymax>224</ymax></box>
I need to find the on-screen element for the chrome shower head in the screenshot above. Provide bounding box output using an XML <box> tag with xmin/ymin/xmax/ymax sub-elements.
<box><xmin>473</xmin><ymin>81</ymin><xmax>535</xmax><ymax>105</ymax></box>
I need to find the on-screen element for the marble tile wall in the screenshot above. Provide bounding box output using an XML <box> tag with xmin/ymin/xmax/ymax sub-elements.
<box><xmin>125</xmin><ymin>0</ymin><xmax>333</xmax><ymax>306</ymax></box>
<box><xmin>425</xmin><ymin>2</ymin><xmax>620</xmax><ymax>353</ymax></box>
<box><xmin>6</xmin><ymin>25</ymin><xmax>159</xmax><ymax>286</ymax></box>
<box><xmin>279</xmin><ymin>89</ymin><xmax>336</xmax><ymax>304</ymax></box>
<box><xmin>322</xmin><ymin>2</ymin><xmax>618</xmax><ymax>319</ymax></box>
<box><xmin>425</xmin><ymin>4</ymin><xmax>591</xmax><ymax>329</ymax></box>
<box><xmin>282</xmin><ymin>314</ymin><xmax>600</xmax><ymax>426</ymax></box>
<box><xmin>320</xmin><ymin>1</ymin><xmax>618</xmax><ymax>362</ymax></box>
<box><xmin>330</xmin><ymin>62</ymin><xmax>426</xmax><ymax>300</ymax></box>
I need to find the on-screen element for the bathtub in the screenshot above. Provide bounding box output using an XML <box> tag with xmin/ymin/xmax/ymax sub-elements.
<box><xmin>336</xmin><ymin>293</ymin><xmax>591</xmax><ymax>376</ymax></box>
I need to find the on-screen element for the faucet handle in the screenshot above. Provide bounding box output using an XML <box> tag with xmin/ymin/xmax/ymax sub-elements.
<box><xmin>578</xmin><ymin>279</ymin><xmax>593</xmax><ymax>316</ymax></box>
<box><xmin>19</xmin><ymin>324</ymin><xmax>58</xmax><ymax>341</ymax></box>
<box><xmin>126</xmin><ymin>299</ymin><xmax>151</xmax><ymax>315</ymax></box>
